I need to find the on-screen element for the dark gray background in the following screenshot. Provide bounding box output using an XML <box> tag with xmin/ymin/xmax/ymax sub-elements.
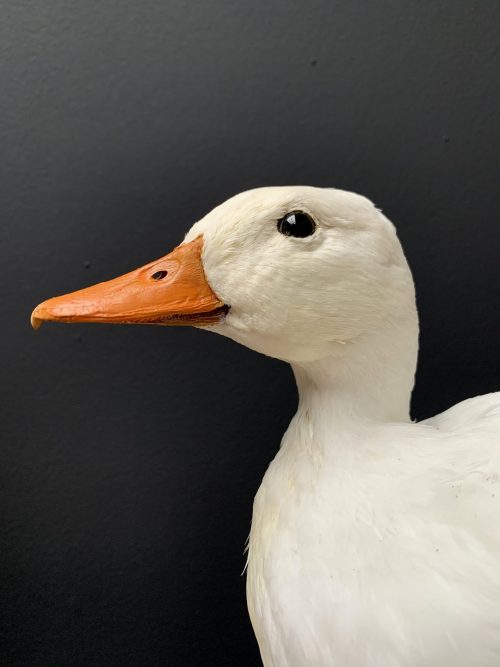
<box><xmin>1</xmin><ymin>1</ymin><xmax>499</xmax><ymax>665</ymax></box>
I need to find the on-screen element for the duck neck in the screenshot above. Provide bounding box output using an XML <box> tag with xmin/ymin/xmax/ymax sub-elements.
<box><xmin>291</xmin><ymin>316</ymin><xmax>419</xmax><ymax>428</ymax></box>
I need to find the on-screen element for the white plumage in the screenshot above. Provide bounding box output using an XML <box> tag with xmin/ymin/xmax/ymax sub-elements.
<box><xmin>184</xmin><ymin>186</ymin><xmax>500</xmax><ymax>666</ymax></box>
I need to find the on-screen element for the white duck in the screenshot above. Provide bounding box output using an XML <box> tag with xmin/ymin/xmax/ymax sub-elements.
<box><xmin>32</xmin><ymin>186</ymin><xmax>500</xmax><ymax>667</ymax></box>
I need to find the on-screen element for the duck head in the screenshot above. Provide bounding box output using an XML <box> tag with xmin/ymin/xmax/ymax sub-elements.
<box><xmin>32</xmin><ymin>186</ymin><xmax>417</xmax><ymax>368</ymax></box>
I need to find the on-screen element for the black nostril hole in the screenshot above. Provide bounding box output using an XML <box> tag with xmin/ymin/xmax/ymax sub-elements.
<box><xmin>151</xmin><ymin>270</ymin><xmax>168</xmax><ymax>281</ymax></box>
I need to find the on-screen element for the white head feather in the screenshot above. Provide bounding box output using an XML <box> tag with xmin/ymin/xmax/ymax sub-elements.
<box><xmin>185</xmin><ymin>186</ymin><xmax>419</xmax><ymax>421</ymax></box>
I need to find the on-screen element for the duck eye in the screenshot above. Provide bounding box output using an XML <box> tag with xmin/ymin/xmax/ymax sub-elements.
<box><xmin>277</xmin><ymin>211</ymin><xmax>316</xmax><ymax>238</ymax></box>
<box><xmin>151</xmin><ymin>270</ymin><xmax>168</xmax><ymax>281</ymax></box>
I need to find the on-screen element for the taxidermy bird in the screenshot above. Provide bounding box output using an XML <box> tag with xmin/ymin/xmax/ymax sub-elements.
<box><xmin>32</xmin><ymin>186</ymin><xmax>500</xmax><ymax>667</ymax></box>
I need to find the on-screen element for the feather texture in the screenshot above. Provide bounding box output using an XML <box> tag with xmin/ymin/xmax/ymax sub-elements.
<box><xmin>184</xmin><ymin>186</ymin><xmax>499</xmax><ymax>666</ymax></box>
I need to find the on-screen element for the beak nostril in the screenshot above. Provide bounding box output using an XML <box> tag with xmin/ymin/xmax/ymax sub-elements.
<box><xmin>151</xmin><ymin>270</ymin><xmax>168</xmax><ymax>281</ymax></box>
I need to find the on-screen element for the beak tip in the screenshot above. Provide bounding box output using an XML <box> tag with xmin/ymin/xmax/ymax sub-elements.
<box><xmin>30</xmin><ymin>305</ymin><xmax>45</xmax><ymax>330</ymax></box>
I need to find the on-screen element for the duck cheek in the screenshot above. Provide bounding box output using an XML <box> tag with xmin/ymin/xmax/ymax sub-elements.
<box><xmin>222</xmin><ymin>327</ymin><xmax>288</xmax><ymax>360</ymax></box>
<box><xmin>208</xmin><ymin>317</ymin><xmax>316</xmax><ymax>363</ymax></box>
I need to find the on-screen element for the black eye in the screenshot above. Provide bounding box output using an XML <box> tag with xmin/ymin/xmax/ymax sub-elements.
<box><xmin>277</xmin><ymin>211</ymin><xmax>316</xmax><ymax>238</ymax></box>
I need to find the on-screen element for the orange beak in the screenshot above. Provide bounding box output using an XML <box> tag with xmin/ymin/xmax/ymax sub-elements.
<box><xmin>31</xmin><ymin>236</ymin><xmax>228</xmax><ymax>330</ymax></box>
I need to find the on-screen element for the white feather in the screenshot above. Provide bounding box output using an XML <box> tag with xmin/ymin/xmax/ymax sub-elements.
<box><xmin>184</xmin><ymin>186</ymin><xmax>500</xmax><ymax>666</ymax></box>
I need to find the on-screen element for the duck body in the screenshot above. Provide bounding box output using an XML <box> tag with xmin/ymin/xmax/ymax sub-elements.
<box><xmin>31</xmin><ymin>185</ymin><xmax>500</xmax><ymax>666</ymax></box>
<box><xmin>248</xmin><ymin>392</ymin><xmax>500</xmax><ymax>667</ymax></box>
